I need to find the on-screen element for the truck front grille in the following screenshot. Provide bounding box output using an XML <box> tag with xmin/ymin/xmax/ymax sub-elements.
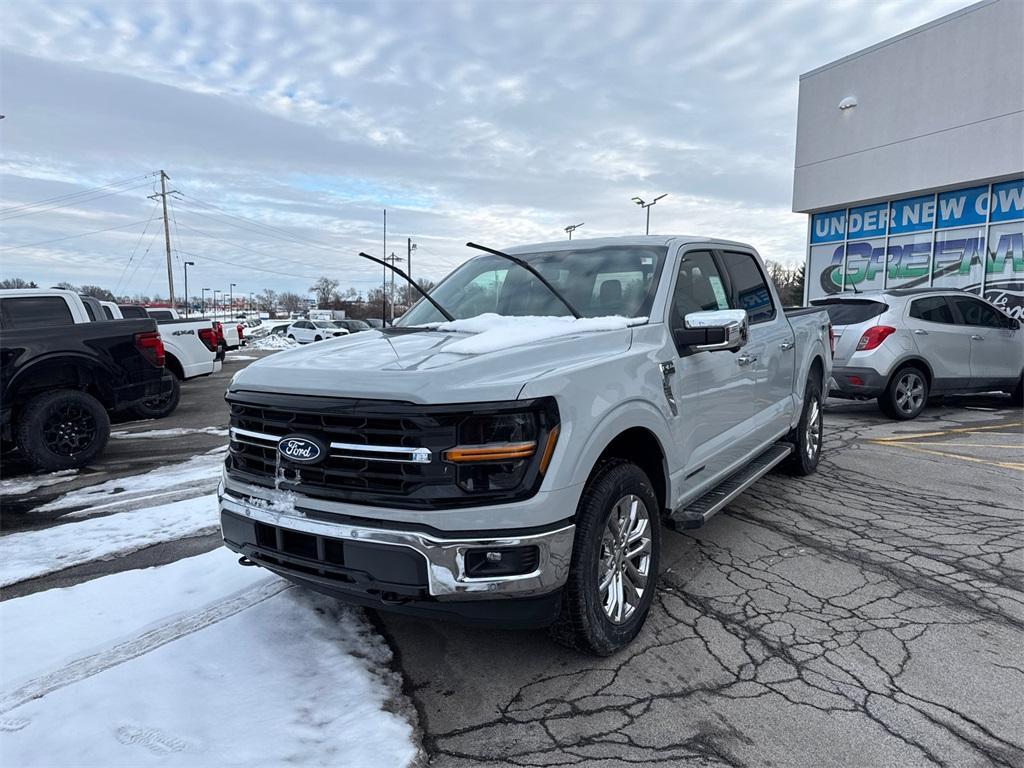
<box><xmin>226</xmin><ymin>394</ymin><xmax>463</xmax><ymax>508</ymax></box>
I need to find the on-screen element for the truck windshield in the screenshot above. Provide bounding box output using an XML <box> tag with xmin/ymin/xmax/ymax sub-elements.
<box><xmin>399</xmin><ymin>245</ymin><xmax>667</xmax><ymax>325</ymax></box>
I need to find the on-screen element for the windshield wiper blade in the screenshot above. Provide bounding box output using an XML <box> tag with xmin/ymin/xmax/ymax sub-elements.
<box><xmin>465</xmin><ymin>242</ymin><xmax>582</xmax><ymax>319</ymax></box>
<box><xmin>358</xmin><ymin>252</ymin><xmax>456</xmax><ymax>323</ymax></box>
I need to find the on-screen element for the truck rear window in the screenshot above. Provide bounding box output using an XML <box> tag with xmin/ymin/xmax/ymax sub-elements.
<box><xmin>810</xmin><ymin>298</ymin><xmax>887</xmax><ymax>326</ymax></box>
<box><xmin>0</xmin><ymin>296</ymin><xmax>76</xmax><ymax>329</ymax></box>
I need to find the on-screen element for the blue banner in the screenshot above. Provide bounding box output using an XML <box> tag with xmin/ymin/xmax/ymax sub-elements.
<box><xmin>990</xmin><ymin>179</ymin><xmax>1024</xmax><ymax>223</ymax></box>
<box><xmin>846</xmin><ymin>203</ymin><xmax>888</xmax><ymax>239</ymax></box>
<box><xmin>937</xmin><ymin>185</ymin><xmax>988</xmax><ymax>228</ymax></box>
<box><xmin>810</xmin><ymin>210</ymin><xmax>846</xmax><ymax>244</ymax></box>
<box><xmin>889</xmin><ymin>194</ymin><xmax>936</xmax><ymax>234</ymax></box>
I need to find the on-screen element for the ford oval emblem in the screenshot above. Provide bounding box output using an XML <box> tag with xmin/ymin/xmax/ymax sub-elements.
<box><xmin>278</xmin><ymin>435</ymin><xmax>325</xmax><ymax>464</ymax></box>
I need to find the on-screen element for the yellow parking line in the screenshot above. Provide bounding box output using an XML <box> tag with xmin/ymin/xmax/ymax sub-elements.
<box><xmin>869</xmin><ymin>441</ymin><xmax>1024</xmax><ymax>471</ymax></box>
<box><xmin>895</xmin><ymin>442</ymin><xmax>1022</xmax><ymax>449</ymax></box>
<box><xmin>872</xmin><ymin>421</ymin><xmax>1023</xmax><ymax>443</ymax></box>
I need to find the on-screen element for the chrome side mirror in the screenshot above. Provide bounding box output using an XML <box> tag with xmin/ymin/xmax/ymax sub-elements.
<box><xmin>674</xmin><ymin>309</ymin><xmax>748</xmax><ymax>352</ymax></box>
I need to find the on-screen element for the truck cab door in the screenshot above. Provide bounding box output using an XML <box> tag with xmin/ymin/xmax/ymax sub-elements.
<box><xmin>665</xmin><ymin>249</ymin><xmax>755</xmax><ymax>483</ymax></box>
<box><xmin>717</xmin><ymin>249</ymin><xmax>796</xmax><ymax>445</ymax></box>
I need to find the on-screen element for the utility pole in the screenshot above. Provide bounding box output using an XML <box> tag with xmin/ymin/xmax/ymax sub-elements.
<box><xmin>385</xmin><ymin>252</ymin><xmax>400</xmax><ymax>324</ymax></box>
<box><xmin>407</xmin><ymin>238</ymin><xmax>417</xmax><ymax>304</ymax></box>
<box><xmin>148</xmin><ymin>170</ymin><xmax>178</xmax><ymax>307</ymax></box>
<box><xmin>382</xmin><ymin>209</ymin><xmax>387</xmax><ymax>325</ymax></box>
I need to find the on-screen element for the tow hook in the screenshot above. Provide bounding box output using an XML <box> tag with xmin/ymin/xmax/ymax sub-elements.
<box><xmin>238</xmin><ymin>556</ymin><xmax>258</xmax><ymax>567</ymax></box>
<box><xmin>380</xmin><ymin>592</ymin><xmax>410</xmax><ymax>606</ymax></box>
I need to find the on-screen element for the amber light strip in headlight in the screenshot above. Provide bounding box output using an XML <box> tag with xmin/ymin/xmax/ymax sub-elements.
<box><xmin>444</xmin><ymin>441</ymin><xmax>537</xmax><ymax>463</ymax></box>
<box><xmin>538</xmin><ymin>425</ymin><xmax>560</xmax><ymax>475</ymax></box>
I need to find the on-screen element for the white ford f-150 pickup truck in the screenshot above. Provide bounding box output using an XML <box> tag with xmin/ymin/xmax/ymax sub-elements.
<box><xmin>219</xmin><ymin>236</ymin><xmax>832</xmax><ymax>654</ymax></box>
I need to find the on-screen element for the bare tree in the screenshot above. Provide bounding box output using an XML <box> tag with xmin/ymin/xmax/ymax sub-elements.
<box><xmin>257</xmin><ymin>288</ymin><xmax>277</xmax><ymax>312</ymax></box>
<box><xmin>0</xmin><ymin>278</ymin><xmax>38</xmax><ymax>289</ymax></box>
<box><xmin>278</xmin><ymin>291</ymin><xmax>305</xmax><ymax>314</ymax></box>
<box><xmin>79</xmin><ymin>285</ymin><xmax>116</xmax><ymax>301</ymax></box>
<box><xmin>764</xmin><ymin>260</ymin><xmax>805</xmax><ymax>306</ymax></box>
<box><xmin>310</xmin><ymin>277</ymin><xmax>339</xmax><ymax>308</ymax></box>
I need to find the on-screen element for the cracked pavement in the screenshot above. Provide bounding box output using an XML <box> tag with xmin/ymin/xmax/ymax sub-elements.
<box><xmin>379</xmin><ymin>397</ymin><xmax>1024</xmax><ymax>767</ymax></box>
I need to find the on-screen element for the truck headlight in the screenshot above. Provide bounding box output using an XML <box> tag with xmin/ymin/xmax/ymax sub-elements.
<box><xmin>443</xmin><ymin>400</ymin><xmax>560</xmax><ymax>494</ymax></box>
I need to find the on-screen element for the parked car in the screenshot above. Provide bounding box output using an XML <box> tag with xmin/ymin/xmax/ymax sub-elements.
<box><xmin>812</xmin><ymin>288</ymin><xmax>1023</xmax><ymax>419</ymax></box>
<box><xmin>219</xmin><ymin>235</ymin><xmax>832</xmax><ymax>654</ymax></box>
<box><xmin>363</xmin><ymin>317</ymin><xmax>385</xmax><ymax>328</ymax></box>
<box><xmin>285</xmin><ymin>320</ymin><xmax>350</xmax><ymax>343</ymax></box>
<box><xmin>0</xmin><ymin>289</ymin><xmax>168</xmax><ymax>470</ymax></box>
<box><xmin>329</xmin><ymin>319</ymin><xmax>372</xmax><ymax>334</ymax></box>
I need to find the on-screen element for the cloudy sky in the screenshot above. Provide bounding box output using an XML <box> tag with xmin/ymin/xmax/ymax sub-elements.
<box><xmin>0</xmin><ymin>0</ymin><xmax>967</xmax><ymax>301</ymax></box>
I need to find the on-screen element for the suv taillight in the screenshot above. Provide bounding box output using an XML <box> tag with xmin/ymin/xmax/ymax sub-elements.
<box><xmin>135</xmin><ymin>331</ymin><xmax>165</xmax><ymax>367</ymax></box>
<box><xmin>198</xmin><ymin>327</ymin><xmax>218</xmax><ymax>352</ymax></box>
<box><xmin>856</xmin><ymin>325</ymin><xmax>896</xmax><ymax>351</ymax></box>
<box><xmin>213</xmin><ymin>321</ymin><xmax>225</xmax><ymax>344</ymax></box>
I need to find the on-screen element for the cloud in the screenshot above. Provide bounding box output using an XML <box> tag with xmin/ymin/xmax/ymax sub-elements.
<box><xmin>0</xmin><ymin>0</ymin><xmax>969</xmax><ymax>299</ymax></box>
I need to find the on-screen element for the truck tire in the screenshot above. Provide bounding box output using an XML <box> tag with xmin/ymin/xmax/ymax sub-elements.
<box><xmin>16</xmin><ymin>389</ymin><xmax>110</xmax><ymax>471</ymax></box>
<box><xmin>132</xmin><ymin>372</ymin><xmax>181</xmax><ymax>420</ymax></box>
<box><xmin>878</xmin><ymin>365</ymin><xmax>928</xmax><ymax>420</ymax></box>
<box><xmin>785</xmin><ymin>376</ymin><xmax>823</xmax><ymax>476</ymax></box>
<box><xmin>549</xmin><ymin>459</ymin><xmax>660</xmax><ymax>656</ymax></box>
<box><xmin>314</xmin><ymin>335</ymin><xmax>323</xmax><ymax>342</ymax></box>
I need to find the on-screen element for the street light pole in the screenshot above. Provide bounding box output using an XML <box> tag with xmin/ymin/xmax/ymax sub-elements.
<box><xmin>229</xmin><ymin>283</ymin><xmax>236</xmax><ymax>320</ymax></box>
<box><xmin>564</xmin><ymin>222</ymin><xmax>584</xmax><ymax>240</ymax></box>
<box><xmin>202</xmin><ymin>288</ymin><xmax>210</xmax><ymax>317</ymax></box>
<box><xmin>631</xmin><ymin>194</ymin><xmax>668</xmax><ymax>235</ymax></box>
<box><xmin>183</xmin><ymin>261</ymin><xmax>195</xmax><ymax>318</ymax></box>
<box><xmin>213</xmin><ymin>290</ymin><xmax>220</xmax><ymax>322</ymax></box>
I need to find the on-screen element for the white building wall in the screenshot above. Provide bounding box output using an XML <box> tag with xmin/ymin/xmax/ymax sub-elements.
<box><xmin>793</xmin><ymin>0</ymin><xmax>1024</xmax><ymax>214</ymax></box>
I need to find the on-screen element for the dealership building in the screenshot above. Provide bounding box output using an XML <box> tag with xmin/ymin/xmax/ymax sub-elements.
<box><xmin>793</xmin><ymin>0</ymin><xmax>1024</xmax><ymax>318</ymax></box>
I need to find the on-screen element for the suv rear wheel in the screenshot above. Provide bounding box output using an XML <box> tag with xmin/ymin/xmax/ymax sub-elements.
<box><xmin>16</xmin><ymin>389</ymin><xmax>110</xmax><ymax>471</ymax></box>
<box><xmin>879</xmin><ymin>365</ymin><xmax>929</xmax><ymax>420</ymax></box>
<box><xmin>550</xmin><ymin>459</ymin><xmax>660</xmax><ymax>656</ymax></box>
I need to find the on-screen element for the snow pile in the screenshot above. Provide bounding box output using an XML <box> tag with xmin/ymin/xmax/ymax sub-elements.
<box><xmin>426</xmin><ymin>313</ymin><xmax>645</xmax><ymax>355</ymax></box>
<box><xmin>111</xmin><ymin>427</ymin><xmax>228</xmax><ymax>440</ymax></box>
<box><xmin>248</xmin><ymin>334</ymin><xmax>298</xmax><ymax>350</ymax></box>
<box><xmin>0</xmin><ymin>469</ymin><xmax>78</xmax><ymax>497</ymax></box>
<box><xmin>0</xmin><ymin>549</ymin><xmax>418</xmax><ymax>767</ymax></box>
<box><xmin>0</xmin><ymin>494</ymin><xmax>219</xmax><ymax>586</ymax></box>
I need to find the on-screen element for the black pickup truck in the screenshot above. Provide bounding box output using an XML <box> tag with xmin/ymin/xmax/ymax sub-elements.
<box><xmin>0</xmin><ymin>291</ymin><xmax>169</xmax><ymax>471</ymax></box>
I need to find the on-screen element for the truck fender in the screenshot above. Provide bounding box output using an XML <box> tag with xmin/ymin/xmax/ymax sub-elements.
<box><xmin>7</xmin><ymin>352</ymin><xmax>112</xmax><ymax>404</ymax></box>
<box><xmin>556</xmin><ymin>398</ymin><xmax>675</xmax><ymax>512</ymax></box>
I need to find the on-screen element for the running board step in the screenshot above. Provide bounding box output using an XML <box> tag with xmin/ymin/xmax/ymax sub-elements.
<box><xmin>666</xmin><ymin>443</ymin><xmax>793</xmax><ymax>530</ymax></box>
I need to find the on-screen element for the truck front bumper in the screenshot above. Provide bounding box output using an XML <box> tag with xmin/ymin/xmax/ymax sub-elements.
<box><xmin>218</xmin><ymin>482</ymin><xmax>575</xmax><ymax>627</ymax></box>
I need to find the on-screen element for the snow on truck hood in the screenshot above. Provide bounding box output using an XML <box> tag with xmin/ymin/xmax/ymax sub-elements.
<box><xmin>230</xmin><ymin>314</ymin><xmax>642</xmax><ymax>403</ymax></box>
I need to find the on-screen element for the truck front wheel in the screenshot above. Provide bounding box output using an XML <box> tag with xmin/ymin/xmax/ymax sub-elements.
<box><xmin>16</xmin><ymin>389</ymin><xmax>110</xmax><ymax>471</ymax></box>
<box><xmin>550</xmin><ymin>459</ymin><xmax>661</xmax><ymax>656</ymax></box>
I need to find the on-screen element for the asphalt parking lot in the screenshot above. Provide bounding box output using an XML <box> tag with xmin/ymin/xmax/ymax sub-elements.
<box><xmin>2</xmin><ymin>355</ymin><xmax>1021</xmax><ymax>767</ymax></box>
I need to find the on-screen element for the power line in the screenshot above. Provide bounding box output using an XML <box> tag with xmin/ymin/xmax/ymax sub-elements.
<box><xmin>176</xmin><ymin>249</ymin><xmax>322</xmax><ymax>280</ymax></box>
<box><xmin>0</xmin><ymin>172</ymin><xmax>156</xmax><ymax>215</ymax></box>
<box><xmin>173</xmin><ymin>217</ymin><xmax>336</xmax><ymax>274</ymax></box>
<box><xmin>114</xmin><ymin>202</ymin><xmax>161</xmax><ymax>293</ymax></box>
<box><xmin>0</xmin><ymin>177</ymin><xmax>158</xmax><ymax>220</ymax></box>
<box><xmin>124</xmin><ymin>231</ymin><xmax>162</xmax><ymax>293</ymax></box>
<box><xmin>0</xmin><ymin>218</ymin><xmax>156</xmax><ymax>252</ymax></box>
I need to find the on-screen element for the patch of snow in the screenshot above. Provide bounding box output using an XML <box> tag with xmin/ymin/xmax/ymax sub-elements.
<box><xmin>226</xmin><ymin>354</ymin><xmax>257</xmax><ymax>361</ymax></box>
<box><xmin>248</xmin><ymin>334</ymin><xmax>298</xmax><ymax>350</ymax></box>
<box><xmin>0</xmin><ymin>549</ymin><xmax>417</xmax><ymax>767</ymax></box>
<box><xmin>37</xmin><ymin>451</ymin><xmax>224</xmax><ymax>513</ymax></box>
<box><xmin>424</xmin><ymin>313</ymin><xmax>645</xmax><ymax>355</ymax></box>
<box><xmin>0</xmin><ymin>470</ymin><xmax>78</xmax><ymax>497</ymax></box>
<box><xmin>110</xmin><ymin>427</ymin><xmax>228</xmax><ymax>440</ymax></box>
<box><xmin>0</xmin><ymin>494</ymin><xmax>218</xmax><ymax>586</ymax></box>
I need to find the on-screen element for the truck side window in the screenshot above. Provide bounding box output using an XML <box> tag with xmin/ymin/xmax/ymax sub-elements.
<box><xmin>720</xmin><ymin>251</ymin><xmax>776</xmax><ymax>324</ymax></box>
<box><xmin>671</xmin><ymin>251</ymin><xmax>730</xmax><ymax>322</ymax></box>
<box><xmin>909</xmin><ymin>296</ymin><xmax>954</xmax><ymax>324</ymax></box>
<box><xmin>0</xmin><ymin>297</ymin><xmax>76</xmax><ymax>329</ymax></box>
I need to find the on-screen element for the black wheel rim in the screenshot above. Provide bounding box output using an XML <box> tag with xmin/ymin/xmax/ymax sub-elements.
<box><xmin>42</xmin><ymin>404</ymin><xmax>97</xmax><ymax>456</ymax></box>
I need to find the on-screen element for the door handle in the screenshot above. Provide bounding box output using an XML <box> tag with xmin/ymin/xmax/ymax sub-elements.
<box><xmin>913</xmin><ymin>329</ymin><xmax>928</xmax><ymax>335</ymax></box>
<box><xmin>971</xmin><ymin>334</ymin><xmax>984</xmax><ymax>341</ymax></box>
<box><xmin>779</xmin><ymin>341</ymin><xmax>795</xmax><ymax>351</ymax></box>
<box><xmin>737</xmin><ymin>354</ymin><xmax>757</xmax><ymax>366</ymax></box>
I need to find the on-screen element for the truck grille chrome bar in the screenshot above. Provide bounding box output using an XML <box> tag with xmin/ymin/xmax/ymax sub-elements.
<box><xmin>229</xmin><ymin>427</ymin><xmax>432</xmax><ymax>464</ymax></box>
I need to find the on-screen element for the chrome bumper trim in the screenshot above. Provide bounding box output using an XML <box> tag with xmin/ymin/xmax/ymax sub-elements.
<box><xmin>218</xmin><ymin>485</ymin><xmax>574</xmax><ymax>599</ymax></box>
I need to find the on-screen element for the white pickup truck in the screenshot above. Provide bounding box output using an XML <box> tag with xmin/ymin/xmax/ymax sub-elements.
<box><xmin>219</xmin><ymin>236</ymin><xmax>832</xmax><ymax>654</ymax></box>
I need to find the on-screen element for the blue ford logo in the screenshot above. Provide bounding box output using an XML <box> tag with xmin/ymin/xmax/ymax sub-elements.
<box><xmin>278</xmin><ymin>435</ymin><xmax>324</xmax><ymax>464</ymax></box>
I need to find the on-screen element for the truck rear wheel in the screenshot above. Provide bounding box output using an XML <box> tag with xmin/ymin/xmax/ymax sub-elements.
<box><xmin>549</xmin><ymin>459</ymin><xmax>660</xmax><ymax>656</ymax></box>
<box><xmin>132</xmin><ymin>372</ymin><xmax>181</xmax><ymax>420</ymax></box>
<box><xmin>16</xmin><ymin>389</ymin><xmax>109</xmax><ymax>471</ymax></box>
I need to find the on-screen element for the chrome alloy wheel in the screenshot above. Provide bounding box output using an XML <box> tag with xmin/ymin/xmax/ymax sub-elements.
<box><xmin>598</xmin><ymin>494</ymin><xmax>652</xmax><ymax>624</ymax></box>
<box><xmin>895</xmin><ymin>371</ymin><xmax>925</xmax><ymax>415</ymax></box>
<box><xmin>806</xmin><ymin>398</ymin><xmax>822</xmax><ymax>461</ymax></box>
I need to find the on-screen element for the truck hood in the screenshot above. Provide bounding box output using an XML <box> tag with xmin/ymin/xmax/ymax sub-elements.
<box><xmin>230</xmin><ymin>326</ymin><xmax>634</xmax><ymax>403</ymax></box>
